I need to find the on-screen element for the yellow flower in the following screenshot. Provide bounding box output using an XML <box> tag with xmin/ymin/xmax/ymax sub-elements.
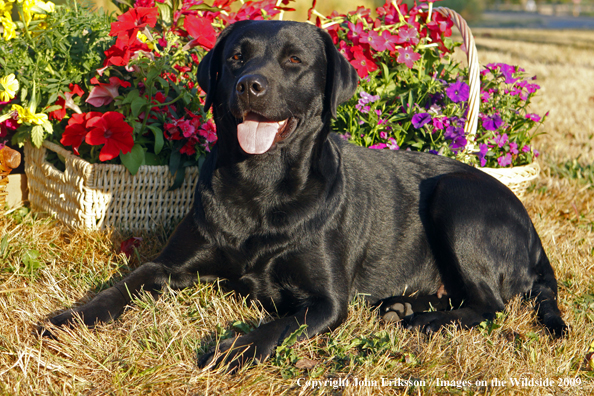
<box><xmin>0</xmin><ymin>73</ymin><xmax>18</xmax><ymax>102</ymax></box>
<box><xmin>137</xmin><ymin>32</ymin><xmax>155</xmax><ymax>50</ymax></box>
<box><xmin>0</xmin><ymin>15</ymin><xmax>16</xmax><ymax>40</ymax></box>
<box><xmin>34</xmin><ymin>0</ymin><xmax>54</xmax><ymax>13</ymax></box>
<box><xmin>11</xmin><ymin>104</ymin><xmax>48</xmax><ymax>125</ymax></box>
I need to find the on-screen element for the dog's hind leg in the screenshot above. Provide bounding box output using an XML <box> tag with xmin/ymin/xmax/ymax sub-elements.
<box><xmin>48</xmin><ymin>211</ymin><xmax>216</xmax><ymax>329</ymax></box>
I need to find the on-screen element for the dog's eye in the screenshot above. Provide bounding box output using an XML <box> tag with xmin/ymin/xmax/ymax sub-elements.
<box><xmin>231</xmin><ymin>53</ymin><xmax>243</xmax><ymax>62</ymax></box>
<box><xmin>289</xmin><ymin>56</ymin><xmax>301</xmax><ymax>64</ymax></box>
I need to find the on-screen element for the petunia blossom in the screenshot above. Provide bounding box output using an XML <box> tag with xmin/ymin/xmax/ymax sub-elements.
<box><xmin>109</xmin><ymin>7</ymin><xmax>159</xmax><ymax>40</ymax></box>
<box><xmin>525</xmin><ymin>113</ymin><xmax>541</xmax><ymax>122</ymax></box>
<box><xmin>446</xmin><ymin>81</ymin><xmax>469</xmax><ymax>103</ymax></box>
<box><xmin>85</xmin><ymin>112</ymin><xmax>134</xmax><ymax>161</ymax></box>
<box><xmin>86</xmin><ymin>77</ymin><xmax>132</xmax><ymax>107</ymax></box>
<box><xmin>482</xmin><ymin>114</ymin><xmax>503</xmax><ymax>131</ymax></box>
<box><xmin>60</xmin><ymin>112</ymin><xmax>102</xmax><ymax>155</ymax></box>
<box><xmin>183</xmin><ymin>15</ymin><xmax>217</xmax><ymax>50</ymax></box>
<box><xmin>412</xmin><ymin>113</ymin><xmax>432</xmax><ymax>129</ymax></box>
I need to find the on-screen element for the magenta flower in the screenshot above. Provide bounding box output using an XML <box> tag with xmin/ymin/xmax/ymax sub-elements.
<box><xmin>396</xmin><ymin>26</ymin><xmax>419</xmax><ymax>47</ymax></box>
<box><xmin>497</xmin><ymin>153</ymin><xmax>512</xmax><ymax>167</ymax></box>
<box><xmin>510</xmin><ymin>142</ymin><xmax>519</xmax><ymax>155</ymax></box>
<box><xmin>525</xmin><ymin>113</ymin><xmax>541</xmax><ymax>122</ymax></box>
<box><xmin>432</xmin><ymin>117</ymin><xmax>446</xmax><ymax>130</ymax></box>
<box><xmin>522</xmin><ymin>145</ymin><xmax>531</xmax><ymax>153</ymax></box>
<box><xmin>446</xmin><ymin>81</ymin><xmax>469</xmax><ymax>103</ymax></box>
<box><xmin>380</xmin><ymin>131</ymin><xmax>387</xmax><ymax>139</ymax></box>
<box><xmin>482</xmin><ymin>114</ymin><xmax>503</xmax><ymax>131</ymax></box>
<box><xmin>387</xmin><ymin>137</ymin><xmax>399</xmax><ymax>150</ymax></box>
<box><xmin>412</xmin><ymin>113</ymin><xmax>432</xmax><ymax>129</ymax></box>
<box><xmin>370</xmin><ymin>143</ymin><xmax>388</xmax><ymax>149</ymax></box>
<box><xmin>493</xmin><ymin>133</ymin><xmax>508</xmax><ymax>148</ymax></box>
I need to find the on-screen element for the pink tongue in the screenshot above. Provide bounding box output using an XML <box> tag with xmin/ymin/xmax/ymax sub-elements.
<box><xmin>237</xmin><ymin>113</ymin><xmax>280</xmax><ymax>154</ymax></box>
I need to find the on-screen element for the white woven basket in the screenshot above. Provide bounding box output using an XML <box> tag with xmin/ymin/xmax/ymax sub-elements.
<box><xmin>24</xmin><ymin>141</ymin><xmax>198</xmax><ymax>230</ymax></box>
<box><xmin>437</xmin><ymin>7</ymin><xmax>540</xmax><ymax>199</ymax></box>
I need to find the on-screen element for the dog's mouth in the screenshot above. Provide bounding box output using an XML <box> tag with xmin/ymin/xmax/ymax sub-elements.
<box><xmin>236</xmin><ymin>112</ymin><xmax>297</xmax><ymax>155</ymax></box>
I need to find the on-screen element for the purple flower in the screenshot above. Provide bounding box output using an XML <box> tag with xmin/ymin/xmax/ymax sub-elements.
<box><xmin>375</xmin><ymin>109</ymin><xmax>382</xmax><ymax>116</ymax></box>
<box><xmin>444</xmin><ymin>124</ymin><xmax>464</xmax><ymax>140</ymax></box>
<box><xmin>478</xmin><ymin>143</ymin><xmax>489</xmax><ymax>167</ymax></box>
<box><xmin>522</xmin><ymin>145</ymin><xmax>531</xmax><ymax>153</ymax></box>
<box><xmin>510</xmin><ymin>142</ymin><xmax>519</xmax><ymax>155</ymax></box>
<box><xmin>370</xmin><ymin>143</ymin><xmax>388</xmax><ymax>149</ymax></box>
<box><xmin>449</xmin><ymin>136</ymin><xmax>467</xmax><ymax>151</ymax></box>
<box><xmin>525</xmin><ymin>113</ymin><xmax>541</xmax><ymax>122</ymax></box>
<box><xmin>428</xmin><ymin>150</ymin><xmax>439</xmax><ymax>155</ymax></box>
<box><xmin>534</xmin><ymin>149</ymin><xmax>540</xmax><ymax>158</ymax></box>
<box><xmin>412</xmin><ymin>113</ymin><xmax>432</xmax><ymax>129</ymax></box>
<box><xmin>356</xmin><ymin>104</ymin><xmax>371</xmax><ymax>113</ymax></box>
<box><xmin>359</xmin><ymin>91</ymin><xmax>380</xmax><ymax>106</ymax></box>
<box><xmin>482</xmin><ymin>114</ymin><xmax>503</xmax><ymax>131</ymax></box>
<box><xmin>497</xmin><ymin>153</ymin><xmax>512</xmax><ymax>167</ymax></box>
<box><xmin>493</xmin><ymin>133</ymin><xmax>508</xmax><ymax>148</ymax></box>
<box><xmin>446</xmin><ymin>81</ymin><xmax>470</xmax><ymax>103</ymax></box>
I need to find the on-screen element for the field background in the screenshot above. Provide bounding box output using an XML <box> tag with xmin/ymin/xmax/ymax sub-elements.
<box><xmin>2</xmin><ymin>2</ymin><xmax>594</xmax><ymax>395</ymax></box>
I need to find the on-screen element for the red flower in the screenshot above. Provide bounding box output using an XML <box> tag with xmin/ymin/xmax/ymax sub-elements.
<box><xmin>183</xmin><ymin>14</ymin><xmax>217</xmax><ymax>50</ymax></box>
<box><xmin>350</xmin><ymin>48</ymin><xmax>378</xmax><ymax>78</ymax></box>
<box><xmin>180</xmin><ymin>135</ymin><xmax>199</xmax><ymax>156</ymax></box>
<box><xmin>60</xmin><ymin>112</ymin><xmax>102</xmax><ymax>155</ymax></box>
<box><xmin>49</xmin><ymin>84</ymin><xmax>85</xmax><ymax>121</ymax></box>
<box><xmin>110</xmin><ymin>7</ymin><xmax>159</xmax><ymax>39</ymax></box>
<box><xmin>120</xmin><ymin>236</ymin><xmax>143</xmax><ymax>258</ymax></box>
<box><xmin>86</xmin><ymin>77</ymin><xmax>131</xmax><ymax>107</ymax></box>
<box><xmin>396</xmin><ymin>47</ymin><xmax>421</xmax><ymax>69</ymax></box>
<box><xmin>86</xmin><ymin>112</ymin><xmax>134</xmax><ymax>161</ymax></box>
<box><xmin>103</xmin><ymin>35</ymin><xmax>150</xmax><ymax>69</ymax></box>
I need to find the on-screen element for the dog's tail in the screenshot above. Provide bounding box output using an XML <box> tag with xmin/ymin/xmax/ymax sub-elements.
<box><xmin>530</xmin><ymin>251</ymin><xmax>568</xmax><ymax>337</ymax></box>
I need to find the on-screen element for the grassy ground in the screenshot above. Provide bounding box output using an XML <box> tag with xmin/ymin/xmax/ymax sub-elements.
<box><xmin>2</xmin><ymin>29</ymin><xmax>594</xmax><ymax>395</ymax></box>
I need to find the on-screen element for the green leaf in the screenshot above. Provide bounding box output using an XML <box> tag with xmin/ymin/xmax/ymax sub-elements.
<box><xmin>122</xmin><ymin>89</ymin><xmax>141</xmax><ymax>105</ymax></box>
<box><xmin>157</xmin><ymin>2</ymin><xmax>171</xmax><ymax>24</ymax></box>
<box><xmin>0</xmin><ymin>235</ymin><xmax>9</xmax><ymax>259</ymax></box>
<box><xmin>168</xmin><ymin>150</ymin><xmax>181</xmax><ymax>177</ymax></box>
<box><xmin>31</xmin><ymin>125</ymin><xmax>45</xmax><ymax>148</ymax></box>
<box><xmin>120</xmin><ymin>144</ymin><xmax>146</xmax><ymax>175</ymax></box>
<box><xmin>42</xmin><ymin>121</ymin><xmax>53</xmax><ymax>134</ymax></box>
<box><xmin>22</xmin><ymin>249</ymin><xmax>44</xmax><ymax>276</ymax></box>
<box><xmin>131</xmin><ymin>97</ymin><xmax>148</xmax><ymax>118</ymax></box>
<box><xmin>147</xmin><ymin>124</ymin><xmax>164</xmax><ymax>155</ymax></box>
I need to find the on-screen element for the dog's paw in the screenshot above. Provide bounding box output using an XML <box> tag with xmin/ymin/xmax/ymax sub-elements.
<box><xmin>381</xmin><ymin>301</ymin><xmax>414</xmax><ymax>323</ymax></box>
<box><xmin>197</xmin><ymin>335</ymin><xmax>271</xmax><ymax>372</ymax></box>
<box><xmin>405</xmin><ymin>311</ymin><xmax>451</xmax><ymax>334</ymax></box>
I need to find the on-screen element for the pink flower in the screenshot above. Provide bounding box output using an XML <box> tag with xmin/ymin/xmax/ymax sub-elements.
<box><xmin>369</xmin><ymin>143</ymin><xmax>388</xmax><ymax>149</ymax></box>
<box><xmin>86</xmin><ymin>77</ymin><xmax>132</xmax><ymax>107</ymax></box>
<box><xmin>199</xmin><ymin>119</ymin><xmax>217</xmax><ymax>143</ymax></box>
<box><xmin>178</xmin><ymin>119</ymin><xmax>196</xmax><ymax>138</ymax></box>
<box><xmin>510</xmin><ymin>142</ymin><xmax>519</xmax><ymax>155</ymax></box>
<box><xmin>364</xmin><ymin>29</ymin><xmax>398</xmax><ymax>52</ymax></box>
<box><xmin>396</xmin><ymin>26</ymin><xmax>419</xmax><ymax>47</ymax></box>
<box><xmin>396</xmin><ymin>47</ymin><xmax>420</xmax><ymax>69</ymax></box>
<box><xmin>525</xmin><ymin>113</ymin><xmax>541</xmax><ymax>122</ymax></box>
<box><xmin>497</xmin><ymin>153</ymin><xmax>512</xmax><ymax>167</ymax></box>
<box><xmin>493</xmin><ymin>133</ymin><xmax>508</xmax><ymax>148</ymax></box>
<box><xmin>347</xmin><ymin>21</ymin><xmax>365</xmax><ymax>44</ymax></box>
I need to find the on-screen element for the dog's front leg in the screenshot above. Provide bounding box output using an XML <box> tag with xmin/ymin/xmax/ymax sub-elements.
<box><xmin>198</xmin><ymin>297</ymin><xmax>348</xmax><ymax>372</ymax></box>
<box><xmin>48</xmin><ymin>211</ymin><xmax>216</xmax><ymax>329</ymax></box>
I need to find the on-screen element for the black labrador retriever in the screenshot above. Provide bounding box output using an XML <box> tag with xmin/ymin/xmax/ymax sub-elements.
<box><xmin>49</xmin><ymin>20</ymin><xmax>567</xmax><ymax>369</ymax></box>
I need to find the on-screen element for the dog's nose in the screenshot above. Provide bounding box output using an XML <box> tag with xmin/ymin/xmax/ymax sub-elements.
<box><xmin>236</xmin><ymin>74</ymin><xmax>268</xmax><ymax>99</ymax></box>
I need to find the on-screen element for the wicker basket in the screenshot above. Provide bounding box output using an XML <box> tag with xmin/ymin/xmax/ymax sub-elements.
<box><xmin>24</xmin><ymin>141</ymin><xmax>198</xmax><ymax>230</ymax></box>
<box><xmin>436</xmin><ymin>7</ymin><xmax>540</xmax><ymax>199</ymax></box>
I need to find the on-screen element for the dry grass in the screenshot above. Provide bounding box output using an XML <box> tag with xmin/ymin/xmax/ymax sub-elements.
<box><xmin>2</xmin><ymin>30</ymin><xmax>594</xmax><ymax>395</ymax></box>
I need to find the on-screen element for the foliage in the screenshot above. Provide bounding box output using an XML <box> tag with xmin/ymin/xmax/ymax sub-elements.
<box><xmin>0</xmin><ymin>0</ymin><xmax>547</xmax><ymax>178</ymax></box>
<box><xmin>316</xmin><ymin>0</ymin><xmax>545</xmax><ymax>167</ymax></box>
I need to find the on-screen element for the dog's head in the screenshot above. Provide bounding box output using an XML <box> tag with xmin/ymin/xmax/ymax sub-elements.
<box><xmin>198</xmin><ymin>20</ymin><xmax>358</xmax><ymax>156</ymax></box>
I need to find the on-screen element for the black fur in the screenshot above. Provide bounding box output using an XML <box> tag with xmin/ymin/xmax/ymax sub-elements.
<box><xmin>48</xmin><ymin>21</ymin><xmax>566</xmax><ymax>371</ymax></box>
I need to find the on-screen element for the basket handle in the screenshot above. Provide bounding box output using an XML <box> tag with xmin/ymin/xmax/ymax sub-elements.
<box><xmin>435</xmin><ymin>7</ymin><xmax>480</xmax><ymax>158</ymax></box>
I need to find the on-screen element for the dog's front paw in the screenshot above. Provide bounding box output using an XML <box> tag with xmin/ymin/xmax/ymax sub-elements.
<box><xmin>197</xmin><ymin>335</ymin><xmax>270</xmax><ymax>372</ymax></box>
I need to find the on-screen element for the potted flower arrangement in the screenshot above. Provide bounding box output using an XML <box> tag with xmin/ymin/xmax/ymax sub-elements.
<box><xmin>0</xmin><ymin>0</ymin><xmax>546</xmax><ymax>229</ymax></box>
<box><xmin>310</xmin><ymin>1</ymin><xmax>545</xmax><ymax>197</ymax></box>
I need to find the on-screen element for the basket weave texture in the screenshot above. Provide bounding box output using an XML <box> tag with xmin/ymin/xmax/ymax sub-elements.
<box><xmin>436</xmin><ymin>7</ymin><xmax>540</xmax><ymax>199</ymax></box>
<box><xmin>24</xmin><ymin>141</ymin><xmax>198</xmax><ymax>230</ymax></box>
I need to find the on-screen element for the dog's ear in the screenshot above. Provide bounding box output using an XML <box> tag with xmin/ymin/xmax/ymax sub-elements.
<box><xmin>198</xmin><ymin>23</ymin><xmax>238</xmax><ymax>112</ymax></box>
<box><xmin>320</xmin><ymin>28</ymin><xmax>359</xmax><ymax>119</ymax></box>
